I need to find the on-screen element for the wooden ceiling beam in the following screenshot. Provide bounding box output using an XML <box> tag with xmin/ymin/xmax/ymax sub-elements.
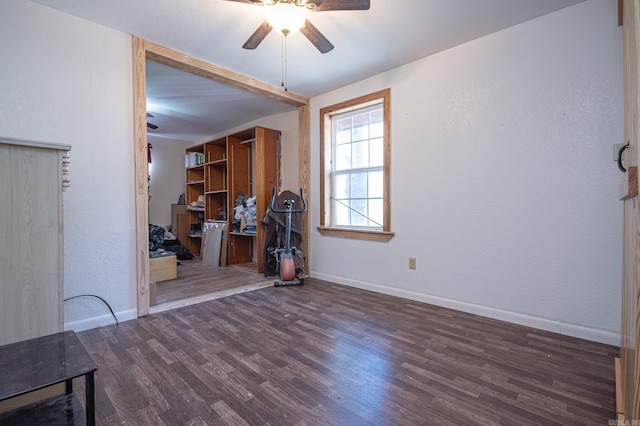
<box><xmin>144</xmin><ymin>40</ymin><xmax>309</xmax><ymax>108</ymax></box>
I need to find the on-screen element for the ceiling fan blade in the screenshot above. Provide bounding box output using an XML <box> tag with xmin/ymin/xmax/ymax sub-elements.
<box><xmin>147</xmin><ymin>122</ymin><xmax>158</xmax><ymax>130</ymax></box>
<box><xmin>243</xmin><ymin>21</ymin><xmax>273</xmax><ymax>50</ymax></box>
<box><xmin>308</xmin><ymin>0</ymin><xmax>370</xmax><ymax>11</ymax></box>
<box><xmin>299</xmin><ymin>19</ymin><xmax>334</xmax><ymax>53</ymax></box>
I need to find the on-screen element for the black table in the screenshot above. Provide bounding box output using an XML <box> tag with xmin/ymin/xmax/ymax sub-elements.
<box><xmin>0</xmin><ymin>331</ymin><xmax>97</xmax><ymax>425</ymax></box>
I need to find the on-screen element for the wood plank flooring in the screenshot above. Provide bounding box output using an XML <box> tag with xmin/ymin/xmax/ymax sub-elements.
<box><xmin>152</xmin><ymin>260</ymin><xmax>274</xmax><ymax>314</ymax></box>
<box><xmin>77</xmin><ymin>278</ymin><xmax>617</xmax><ymax>425</ymax></box>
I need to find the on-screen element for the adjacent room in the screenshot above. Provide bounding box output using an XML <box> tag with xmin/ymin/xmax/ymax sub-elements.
<box><xmin>1</xmin><ymin>0</ymin><xmax>637</xmax><ymax>424</ymax></box>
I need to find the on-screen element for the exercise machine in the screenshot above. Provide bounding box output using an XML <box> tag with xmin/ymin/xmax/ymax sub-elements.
<box><xmin>268</xmin><ymin>188</ymin><xmax>307</xmax><ymax>286</ymax></box>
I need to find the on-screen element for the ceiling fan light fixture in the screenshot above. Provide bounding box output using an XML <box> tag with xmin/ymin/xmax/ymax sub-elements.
<box><xmin>266</xmin><ymin>2</ymin><xmax>305</xmax><ymax>36</ymax></box>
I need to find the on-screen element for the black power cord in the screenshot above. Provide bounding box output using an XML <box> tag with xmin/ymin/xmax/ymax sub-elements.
<box><xmin>63</xmin><ymin>294</ymin><xmax>119</xmax><ymax>325</ymax></box>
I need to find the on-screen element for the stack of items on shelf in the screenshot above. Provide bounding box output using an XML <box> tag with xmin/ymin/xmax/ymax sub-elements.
<box><xmin>189</xmin><ymin>195</ymin><xmax>205</xmax><ymax>210</ymax></box>
<box><xmin>185</xmin><ymin>151</ymin><xmax>204</xmax><ymax>167</ymax></box>
<box><xmin>232</xmin><ymin>193</ymin><xmax>257</xmax><ymax>234</ymax></box>
<box><xmin>243</xmin><ymin>196</ymin><xmax>257</xmax><ymax>235</ymax></box>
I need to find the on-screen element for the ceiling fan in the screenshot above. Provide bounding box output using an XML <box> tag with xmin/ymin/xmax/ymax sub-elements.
<box><xmin>147</xmin><ymin>113</ymin><xmax>158</xmax><ymax>130</ymax></box>
<box><xmin>226</xmin><ymin>0</ymin><xmax>370</xmax><ymax>54</ymax></box>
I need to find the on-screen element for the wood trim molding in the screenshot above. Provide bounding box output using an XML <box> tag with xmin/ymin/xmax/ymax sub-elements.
<box><xmin>133</xmin><ymin>37</ymin><xmax>311</xmax><ymax>316</ymax></box>
<box><xmin>133</xmin><ymin>36</ymin><xmax>150</xmax><ymax>317</ymax></box>
<box><xmin>618</xmin><ymin>0</ymin><xmax>640</xmax><ymax>420</ymax></box>
<box><xmin>299</xmin><ymin>104</ymin><xmax>311</xmax><ymax>275</ymax></box>
<box><xmin>619</xmin><ymin>166</ymin><xmax>638</xmax><ymax>200</ymax></box>
<box><xmin>316</xmin><ymin>226</ymin><xmax>395</xmax><ymax>242</ymax></box>
<box><xmin>144</xmin><ymin>40</ymin><xmax>308</xmax><ymax>108</ymax></box>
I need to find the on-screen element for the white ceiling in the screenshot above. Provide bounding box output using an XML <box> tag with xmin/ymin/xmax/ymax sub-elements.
<box><xmin>31</xmin><ymin>0</ymin><xmax>585</xmax><ymax>141</ymax></box>
<box><xmin>144</xmin><ymin>60</ymin><xmax>298</xmax><ymax>141</ymax></box>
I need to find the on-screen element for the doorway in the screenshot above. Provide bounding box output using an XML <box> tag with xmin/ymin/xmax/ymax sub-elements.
<box><xmin>133</xmin><ymin>37</ymin><xmax>311</xmax><ymax>317</ymax></box>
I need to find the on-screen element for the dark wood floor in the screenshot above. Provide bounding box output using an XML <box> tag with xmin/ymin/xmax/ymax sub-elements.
<box><xmin>77</xmin><ymin>278</ymin><xmax>617</xmax><ymax>425</ymax></box>
<box><xmin>155</xmin><ymin>260</ymin><xmax>272</xmax><ymax>306</ymax></box>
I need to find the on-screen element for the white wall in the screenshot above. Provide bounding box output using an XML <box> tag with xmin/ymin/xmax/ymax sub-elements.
<box><xmin>0</xmin><ymin>0</ymin><xmax>137</xmax><ymax>328</ymax></box>
<box><xmin>310</xmin><ymin>0</ymin><xmax>623</xmax><ymax>345</ymax></box>
<box><xmin>148</xmin><ymin>135</ymin><xmax>194</xmax><ymax>228</ymax></box>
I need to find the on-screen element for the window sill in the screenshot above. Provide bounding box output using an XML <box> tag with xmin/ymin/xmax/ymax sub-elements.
<box><xmin>316</xmin><ymin>226</ymin><xmax>395</xmax><ymax>242</ymax></box>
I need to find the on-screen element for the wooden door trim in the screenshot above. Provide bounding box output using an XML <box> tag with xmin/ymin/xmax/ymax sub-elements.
<box><xmin>618</xmin><ymin>0</ymin><xmax>640</xmax><ymax>420</ymax></box>
<box><xmin>133</xmin><ymin>37</ymin><xmax>311</xmax><ymax>317</ymax></box>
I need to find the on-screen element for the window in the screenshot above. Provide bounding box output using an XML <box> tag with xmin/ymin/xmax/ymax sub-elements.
<box><xmin>319</xmin><ymin>89</ymin><xmax>393</xmax><ymax>242</ymax></box>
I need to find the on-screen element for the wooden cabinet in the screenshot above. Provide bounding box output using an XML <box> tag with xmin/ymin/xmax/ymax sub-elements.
<box><xmin>185</xmin><ymin>127</ymin><xmax>279</xmax><ymax>271</ymax></box>
<box><xmin>0</xmin><ymin>137</ymin><xmax>70</xmax><ymax>346</ymax></box>
<box><xmin>171</xmin><ymin>204</ymin><xmax>188</xmax><ymax>246</ymax></box>
<box><xmin>227</xmin><ymin>127</ymin><xmax>279</xmax><ymax>272</ymax></box>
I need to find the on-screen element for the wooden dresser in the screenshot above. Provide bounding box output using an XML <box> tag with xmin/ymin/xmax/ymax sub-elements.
<box><xmin>0</xmin><ymin>137</ymin><xmax>70</xmax><ymax>346</ymax></box>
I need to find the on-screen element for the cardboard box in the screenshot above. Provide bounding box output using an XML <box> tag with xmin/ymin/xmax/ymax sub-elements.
<box><xmin>149</xmin><ymin>254</ymin><xmax>177</xmax><ymax>282</ymax></box>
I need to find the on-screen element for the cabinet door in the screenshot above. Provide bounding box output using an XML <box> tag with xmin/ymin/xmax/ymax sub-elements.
<box><xmin>255</xmin><ymin>127</ymin><xmax>280</xmax><ymax>273</ymax></box>
<box><xmin>0</xmin><ymin>144</ymin><xmax>64</xmax><ymax>345</ymax></box>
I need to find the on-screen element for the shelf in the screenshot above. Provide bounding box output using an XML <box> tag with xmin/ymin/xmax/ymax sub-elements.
<box><xmin>186</xmin><ymin>207</ymin><xmax>205</xmax><ymax>211</ymax></box>
<box><xmin>0</xmin><ymin>393</ymin><xmax>85</xmax><ymax>425</ymax></box>
<box><xmin>186</xmin><ymin>126</ymin><xmax>279</xmax><ymax>270</ymax></box>
<box><xmin>189</xmin><ymin>232</ymin><xmax>203</xmax><ymax>238</ymax></box>
<box><xmin>186</xmin><ymin>164</ymin><xmax>204</xmax><ymax>170</ymax></box>
<box><xmin>206</xmin><ymin>159</ymin><xmax>227</xmax><ymax>166</ymax></box>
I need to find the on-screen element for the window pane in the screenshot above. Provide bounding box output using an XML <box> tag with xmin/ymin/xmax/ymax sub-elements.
<box><xmin>352</xmin><ymin>141</ymin><xmax>368</xmax><ymax>169</ymax></box>
<box><xmin>336</xmin><ymin>118</ymin><xmax>352</xmax><ymax>144</ymax></box>
<box><xmin>334</xmin><ymin>201</ymin><xmax>350</xmax><ymax>226</ymax></box>
<box><xmin>352</xmin><ymin>113</ymin><xmax>370</xmax><ymax>141</ymax></box>
<box><xmin>370</xmin><ymin>109</ymin><xmax>383</xmax><ymax>138</ymax></box>
<box><xmin>350</xmin><ymin>199</ymin><xmax>367</xmax><ymax>226</ymax></box>
<box><xmin>350</xmin><ymin>172</ymin><xmax>367</xmax><ymax>199</ymax></box>
<box><xmin>335</xmin><ymin>144</ymin><xmax>351</xmax><ymax>171</ymax></box>
<box><xmin>368</xmin><ymin>199</ymin><xmax>383</xmax><ymax>227</ymax></box>
<box><xmin>368</xmin><ymin>170</ymin><xmax>383</xmax><ymax>198</ymax></box>
<box><xmin>334</xmin><ymin>173</ymin><xmax>350</xmax><ymax>199</ymax></box>
<box><xmin>370</xmin><ymin>137</ymin><xmax>383</xmax><ymax>167</ymax></box>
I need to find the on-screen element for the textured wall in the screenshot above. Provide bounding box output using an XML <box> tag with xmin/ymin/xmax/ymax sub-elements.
<box><xmin>310</xmin><ymin>0</ymin><xmax>623</xmax><ymax>344</ymax></box>
<box><xmin>148</xmin><ymin>136</ymin><xmax>194</xmax><ymax>228</ymax></box>
<box><xmin>0</xmin><ymin>0</ymin><xmax>137</xmax><ymax>326</ymax></box>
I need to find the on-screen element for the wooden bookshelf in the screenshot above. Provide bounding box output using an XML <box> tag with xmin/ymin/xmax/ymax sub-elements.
<box><xmin>185</xmin><ymin>127</ymin><xmax>279</xmax><ymax>270</ymax></box>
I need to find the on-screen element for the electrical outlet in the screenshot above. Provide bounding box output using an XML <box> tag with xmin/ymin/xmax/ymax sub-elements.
<box><xmin>409</xmin><ymin>257</ymin><xmax>416</xmax><ymax>270</ymax></box>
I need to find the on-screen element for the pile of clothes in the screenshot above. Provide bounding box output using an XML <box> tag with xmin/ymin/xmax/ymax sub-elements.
<box><xmin>148</xmin><ymin>224</ymin><xmax>194</xmax><ymax>260</ymax></box>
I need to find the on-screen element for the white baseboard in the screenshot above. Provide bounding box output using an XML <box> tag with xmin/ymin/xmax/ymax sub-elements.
<box><xmin>64</xmin><ymin>309</ymin><xmax>137</xmax><ymax>333</ymax></box>
<box><xmin>311</xmin><ymin>272</ymin><xmax>620</xmax><ymax>347</ymax></box>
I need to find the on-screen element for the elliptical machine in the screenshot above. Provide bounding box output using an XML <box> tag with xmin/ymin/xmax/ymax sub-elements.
<box><xmin>267</xmin><ymin>188</ymin><xmax>307</xmax><ymax>287</ymax></box>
